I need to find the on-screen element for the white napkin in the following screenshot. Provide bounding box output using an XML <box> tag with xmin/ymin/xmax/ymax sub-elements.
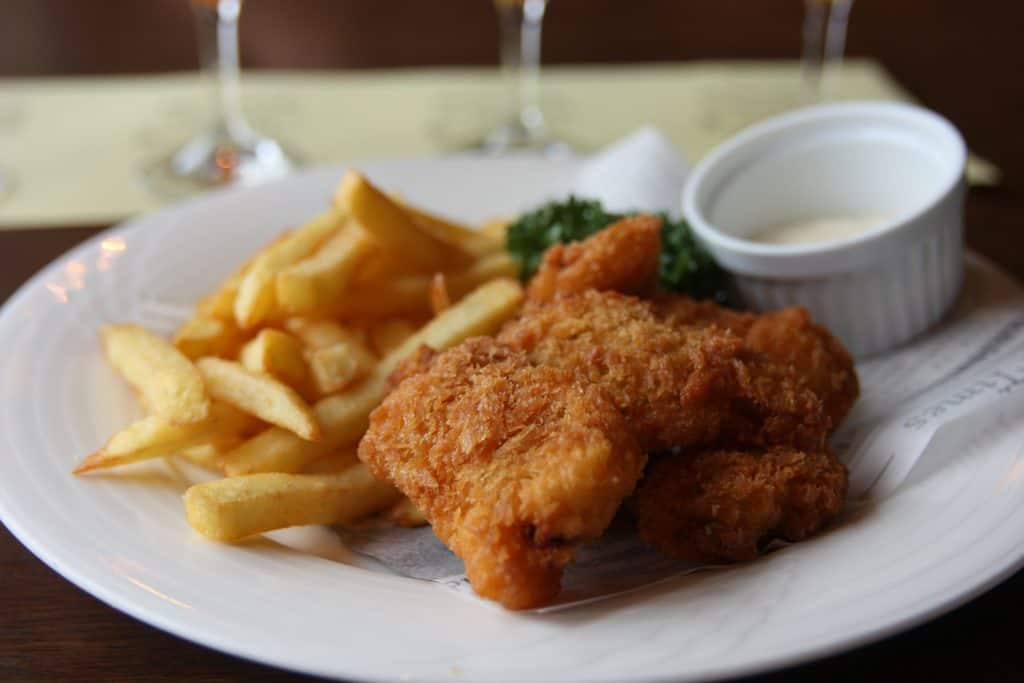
<box><xmin>573</xmin><ymin>126</ymin><xmax>690</xmax><ymax>217</ymax></box>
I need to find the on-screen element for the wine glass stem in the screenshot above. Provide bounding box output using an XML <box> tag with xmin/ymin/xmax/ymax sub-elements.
<box><xmin>802</xmin><ymin>0</ymin><xmax>853</xmax><ymax>101</ymax></box>
<box><xmin>193</xmin><ymin>0</ymin><xmax>252</xmax><ymax>144</ymax></box>
<box><xmin>519</xmin><ymin>0</ymin><xmax>547</xmax><ymax>133</ymax></box>
<box><xmin>496</xmin><ymin>0</ymin><xmax>548</xmax><ymax>136</ymax></box>
<box><xmin>801</xmin><ymin>0</ymin><xmax>827</xmax><ymax>98</ymax></box>
<box><xmin>824</xmin><ymin>0</ymin><xmax>852</xmax><ymax>73</ymax></box>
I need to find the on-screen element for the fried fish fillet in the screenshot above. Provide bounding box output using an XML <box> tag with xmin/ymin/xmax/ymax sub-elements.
<box><xmin>743</xmin><ymin>309</ymin><xmax>859</xmax><ymax>430</ymax></box>
<box><xmin>653</xmin><ymin>295</ymin><xmax>756</xmax><ymax>335</ymax></box>
<box><xmin>358</xmin><ymin>338</ymin><xmax>645</xmax><ymax>609</ymax></box>
<box><xmin>499</xmin><ymin>290</ymin><xmax>831</xmax><ymax>452</ymax></box>
<box><xmin>632</xmin><ymin>447</ymin><xmax>847</xmax><ymax>563</ymax></box>
<box><xmin>655</xmin><ymin>298</ymin><xmax>859</xmax><ymax>429</ymax></box>
<box><xmin>501</xmin><ymin>291</ymin><xmax>743</xmax><ymax>450</ymax></box>
<box><xmin>523</xmin><ymin>217</ymin><xmax>857</xmax><ymax>435</ymax></box>
<box><xmin>515</xmin><ymin>219</ymin><xmax>854</xmax><ymax>566</ymax></box>
<box><xmin>527</xmin><ymin>215</ymin><xmax>662</xmax><ymax>303</ymax></box>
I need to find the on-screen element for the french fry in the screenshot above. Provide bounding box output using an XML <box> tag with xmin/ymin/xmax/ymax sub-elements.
<box><xmin>334</xmin><ymin>251</ymin><xmax>520</xmax><ymax>319</ymax></box>
<box><xmin>177</xmin><ymin>444</ymin><xmax>223</xmax><ymax>472</ymax></box>
<box><xmin>221</xmin><ymin>376</ymin><xmax>383</xmax><ymax>475</ymax></box>
<box><xmin>368</xmin><ymin>319</ymin><xmax>417</xmax><ymax>357</ymax></box>
<box><xmin>401</xmin><ymin>204</ymin><xmax>503</xmax><ymax>257</ymax></box>
<box><xmin>221</xmin><ymin>424</ymin><xmax>332</xmax><ymax>476</ymax></box>
<box><xmin>234</xmin><ymin>210</ymin><xmax>345</xmax><ymax>328</ymax></box>
<box><xmin>197</xmin><ymin>267</ymin><xmax>247</xmax><ymax>321</ymax></box>
<box><xmin>102</xmin><ymin>324</ymin><xmax>211</xmax><ymax>424</ymax></box>
<box><xmin>479</xmin><ymin>217</ymin><xmax>512</xmax><ymax>244</ymax></box>
<box><xmin>174</xmin><ymin>315</ymin><xmax>246</xmax><ymax>360</ymax></box>
<box><xmin>275</xmin><ymin>221</ymin><xmax>375</xmax><ymax>315</ymax></box>
<box><xmin>73</xmin><ymin>404</ymin><xmax>250</xmax><ymax>474</ymax></box>
<box><xmin>334</xmin><ymin>170</ymin><xmax>469</xmax><ymax>272</ymax></box>
<box><xmin>238</xmin><ymin>329</ymin><xmax>308</xmax><ymax>387</ymax></box>
<box><xmin>184</xmin><ymin>464</ymin><xmax>402</xmax><ymax>542</ymax></box>
<box><xmin>196</xmin><ymin>358</ymin><xmax>321</xmax><ymax>441</ymax></box>
<box><xmin>377</xmin><ymin>278</ymin><xmax>524</xmax><ymax>376</ymax></box>
<box><xmin>448</xmin><ymin>251</ymin><xmax>520</xmax><ymax>293</ymax></box>
<box><xmin>220</xmin><ymin>278</ymin><xmax>524</xmax><ymax>475</ymax></box>
<box><xmin>429</xmin><ymin>273</ymin><xmax>451</xmax><ymax>315</ymax></box>
<box><xmin>177</xmin><ymin>436</ymin><xmax>242</xmax><ymax>473</ymax></box>
<box><xmin>302</xmin><ymin>446</ymin><xmax>360</xmax><ymax>474</ymax></box>
<box><xmin>351</xmin><ymin>250</ymin><xmax>409</xmax><ymax>285</ymax></box>
<box><xmin>388</xmin><ymin>497</ymin><xmax>429</xmax><ymax>528</ymax></box>
<box><xmin>333</xmin><ymin>278</ymin><xmax>434</xmax><ymax>319</ymax></box>
<box><xmin>308</xmin><ymin>339</ymin><xmax>377</xmax><ymax>396</ymax></box>
<box><xmin>284</xmin><ymin>318</ymin><xmax>368</xmax><ymax>350</ymax></box>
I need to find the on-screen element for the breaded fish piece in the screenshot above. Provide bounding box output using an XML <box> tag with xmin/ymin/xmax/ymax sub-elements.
<box><xmin>521</xmin><ymin>217</ymin><xmax>857</xmax><ymax>436</ymax></box>
<box><xmin>500</xmin><ymin>290</ymin><xmax>831</xmax><ymax>452</ymax></box>
<box><xmin>358</xmin><ymin>338</ymin><xmax>645</xmax><ymax>609</ymax></box>
<box><xmin>743</xmin><ymin>308</ymin><xmax>859</xmax><ymax>429</ymax></box>
<box><xmin>655</xmin><ymin>297</ymin><xmax>859</xmax><ymax>429</ymax></box>
<box><xmin>501</xmin><ymin>291</ymin><xmax>744</xmax><ymax>451</ymax></box>
<box><xmin>653</xmin><ymin>295</ymin><xmax>756</xmax><ymax>335</ymax></box>
<box><xmin>632</xmin><ymin>447</ymin><xmax>847</xmax><ymax>563</ymax></box>
<box><xmin>527</xmin><ymin>215</ymin><xmax>662</xmax><ymax>303</ymax></box>
<box><xmin>722</xmin><ymin>355</ymin><xmax>831</xmax><ymax>452</ymax></box>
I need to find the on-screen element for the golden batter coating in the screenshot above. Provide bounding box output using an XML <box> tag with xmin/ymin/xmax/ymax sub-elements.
<box><xmin>500</xmin><ymin>290</ymin><xmax>831</xmax><ymax>452</ymax></box>
<box><xmin>655</xmin><ymin>297</ymin><xmax>859</xmax><ymax>430</ymax></box>
<box><xmin>527</xmin><ymin>215</ymin><xmax>662</xmax><ymax>304</ymax></box>
<box><xmin>359</xmin><ymin>338</ymin><xmax>645</xmax><ymax>609</ymax></box>
<box><xmin>632</xmin><ymin>447</ymin><xmax>847</xmax><ymax>563</ymax></box>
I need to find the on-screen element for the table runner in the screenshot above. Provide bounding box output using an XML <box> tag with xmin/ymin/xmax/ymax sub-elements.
<box><xmin>0</xmin><ymin>60</ymin><xmax>989</xmax><ymax>229</ymax></box>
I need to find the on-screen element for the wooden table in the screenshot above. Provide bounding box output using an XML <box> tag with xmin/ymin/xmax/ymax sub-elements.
<box><xmin>4</xmin><ymin>1</ymin><xmax>1024</xmax><ymax>680</ymax></box>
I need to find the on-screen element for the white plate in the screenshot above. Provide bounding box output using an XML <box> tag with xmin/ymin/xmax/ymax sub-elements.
<box><xmin>3</xmin><ymin>156</ymin><xmax>1024</xmax><ymax>683</ymax></box>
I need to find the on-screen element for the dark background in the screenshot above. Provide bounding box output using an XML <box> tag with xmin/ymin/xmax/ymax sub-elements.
<box><xmin>2</xmin><ymin>1</ymin><xmax>1024</xmax><ymax>682</ymax></box>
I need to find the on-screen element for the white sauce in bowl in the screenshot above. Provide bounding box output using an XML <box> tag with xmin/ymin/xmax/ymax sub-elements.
<box><xmin>751</xmin><ymin>215</ymin><xmax>887</xmax><ymax>245</ymax></box>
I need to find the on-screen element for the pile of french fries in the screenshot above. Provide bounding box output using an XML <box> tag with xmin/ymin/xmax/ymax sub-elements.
<box><xmin>74</xmin><ymin>170</ymin><xmax>522</xmax><ymax>541</ymax></box>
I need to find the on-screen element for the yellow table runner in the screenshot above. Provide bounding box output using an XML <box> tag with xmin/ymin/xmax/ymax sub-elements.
<box><xmin>0</xmin><ymin>60</ymin><xmax>990</xmax><ymax>229</ymax></box>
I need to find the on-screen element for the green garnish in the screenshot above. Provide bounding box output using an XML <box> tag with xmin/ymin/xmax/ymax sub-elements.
<box><xmin>505</xmin><ymin>196</ymin><xmax>730</xmax><ymax>303</ymax></box>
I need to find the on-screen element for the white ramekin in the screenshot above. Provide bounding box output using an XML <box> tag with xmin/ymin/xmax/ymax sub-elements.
<box><xmin>682</xmin><ymin>101</ymin><xmax>967</xmax><ymax>358</ymax></box>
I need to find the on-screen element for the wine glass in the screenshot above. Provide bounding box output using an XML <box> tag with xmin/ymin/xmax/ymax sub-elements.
<box><xmin>801</xmin><ymin>0</ymin><xmax>854</xmax><ymax>101</ymax></box>
<box><xmin>482</xmin><ymin>0</ymin><xmax>566</xmax><ymax>155</ymax></box>
<box><xmin>143</xmin><ymin>0</ymin><xmax>297</xmax><ymax>199</ymax></box>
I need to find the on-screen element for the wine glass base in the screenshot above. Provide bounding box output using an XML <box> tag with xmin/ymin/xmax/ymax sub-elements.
<box><xmin>142</xmin><ymin>129</ymin><xmax>298</xmax><ymax>201</ymax></box>
<box><xmin>478</xmin><ymin>121</ymin><xmax>572</xmax><ymax>158</ymax></box>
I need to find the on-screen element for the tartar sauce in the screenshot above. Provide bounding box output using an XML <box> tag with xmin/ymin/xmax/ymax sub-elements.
<box><xmin>751</xmin><ymin>215</ymin><xmax>887</xmax><ymax>246</ymax></box>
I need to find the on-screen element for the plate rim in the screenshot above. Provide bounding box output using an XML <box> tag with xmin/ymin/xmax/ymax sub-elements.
<box><xmin>2</xmin><ymin>157</ymin><xmax>1023</xmax><ymax>683</ymax></box>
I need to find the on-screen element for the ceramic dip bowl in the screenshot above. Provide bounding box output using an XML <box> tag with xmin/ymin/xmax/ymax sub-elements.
<box><xmin>682</xmin><ymin>101</ymin><xmax>967</xmax><ymax>358</ymax></box>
